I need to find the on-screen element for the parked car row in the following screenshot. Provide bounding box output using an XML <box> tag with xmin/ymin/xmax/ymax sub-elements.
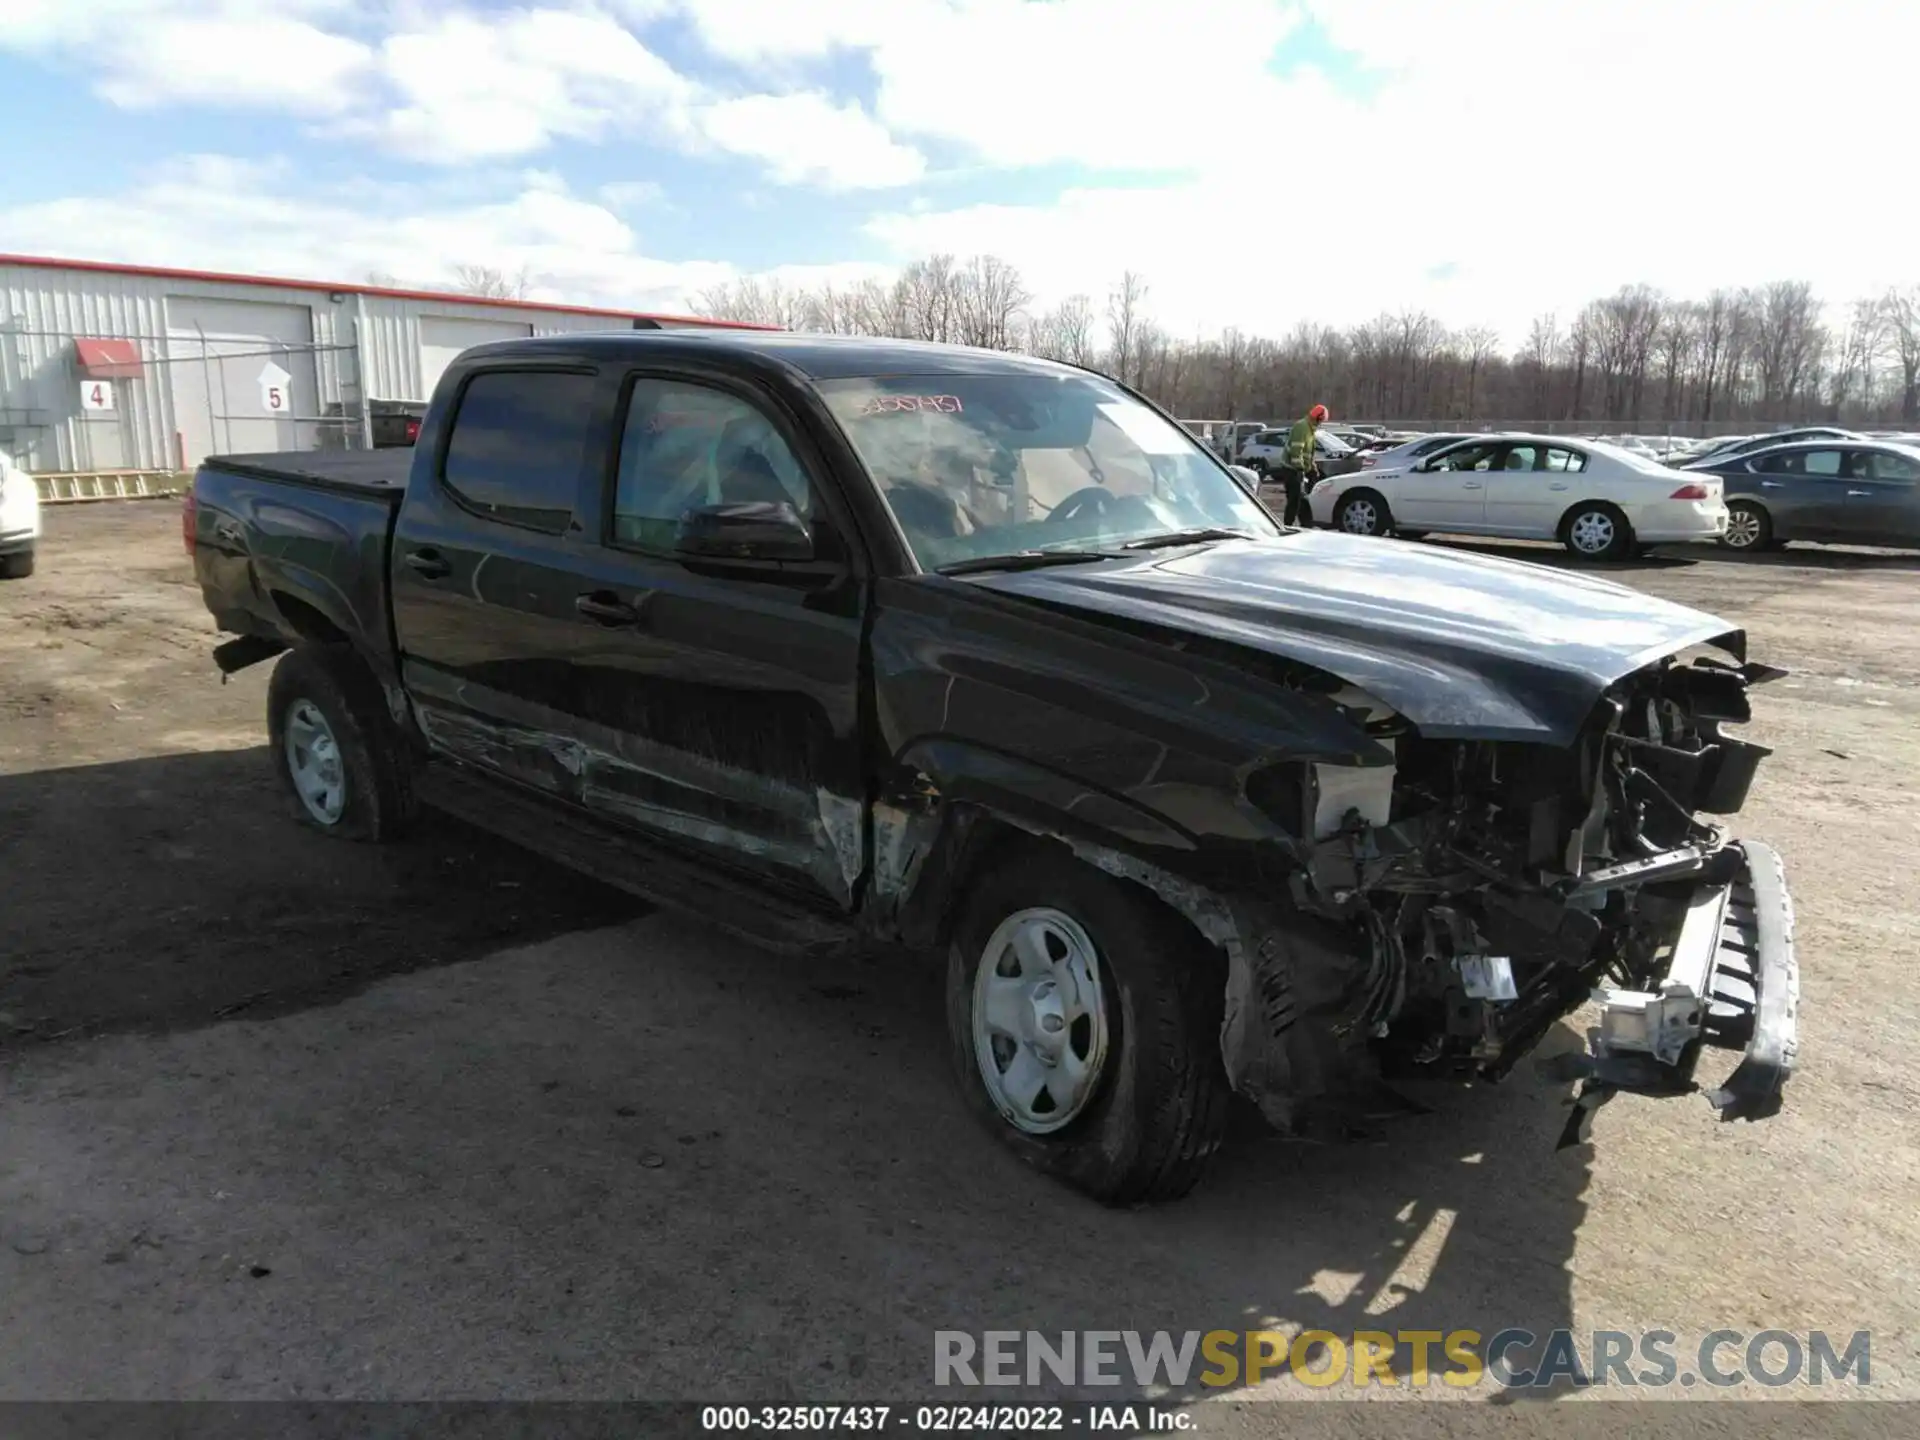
<box><xmin>1301</xmin><ymin>434</ymin><xmax>1729</xmax><ymax>561</ymax></box>
<box><xmin>1256</xmin><ymin>423</ymin><xmax>1920</xmax><ymax>558</ymax></box>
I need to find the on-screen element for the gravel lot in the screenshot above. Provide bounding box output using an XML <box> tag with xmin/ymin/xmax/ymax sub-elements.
<box><xmin>3</xmin><ymin>502</ymin><xmax>1917</xmax><ymax>1414</ymax></box>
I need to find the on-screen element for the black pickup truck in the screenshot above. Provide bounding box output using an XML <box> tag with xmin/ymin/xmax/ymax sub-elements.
<box><xmin>188</xmin><ymin>331</ymin><xmax>1799</xmax><ymax>1203</ymax></box>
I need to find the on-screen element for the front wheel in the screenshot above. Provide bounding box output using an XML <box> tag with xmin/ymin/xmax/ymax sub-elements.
<box><xmin>1562</xmin><ymin>501</ymin><xmax>1632</xmax><ymax>561</ymax></box>
<box><xmin>0</xmin><ymin>548</ymin><xmax>33</xmax><ymax>579</ymax></box>
<box><xmin>945</xmin><ymin>844</ymin><xmax>1231</xmax><ymax>1204</ymax></box>
<box><xmin>266</xmin><ymin>645</ymin><xmax>416</xmax><ymax>842</ymax></box>
<box><xmin>1334</xmin><ymin>489</ymin><xmax>1391</xmax><ymax>537</ymax></box>
<box><xmin>1720</xmin><ymin>500</ymin><xmax>1772</xmax><ymax>552</ymax></box>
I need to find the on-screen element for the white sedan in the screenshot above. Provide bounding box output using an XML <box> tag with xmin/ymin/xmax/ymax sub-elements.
<box><xmin>1304</xmin><ymin>434</ymin><xmax>1728</xmax><ymax>560</ymax></box>
<box><xmin>0</xmin><ymin>453</ymin><xmax>39</xmax><ymax>579</ymax></box>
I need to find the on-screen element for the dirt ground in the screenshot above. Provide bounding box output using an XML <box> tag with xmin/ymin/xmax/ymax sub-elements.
<box><xmin>2</xmin><ymin>502</ymin><xmax>1917</xmax><ymax>1418</ymax></box>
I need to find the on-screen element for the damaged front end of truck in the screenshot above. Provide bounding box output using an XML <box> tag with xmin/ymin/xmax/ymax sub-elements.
<box><xmin>1223</xmin><ymin>642</ymin><xmax>1800</xmax><ymax>1149</ymax></box>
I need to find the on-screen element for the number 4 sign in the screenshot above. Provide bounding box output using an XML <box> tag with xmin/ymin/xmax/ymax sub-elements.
<box><xmin>79</xmin><ymin>380</ymin><xmax>115</xmax><ymax>412</ymax></box>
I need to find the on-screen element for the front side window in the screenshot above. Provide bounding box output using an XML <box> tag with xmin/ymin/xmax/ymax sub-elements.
<box><xmin>1430</xmin><ymin>442</ymin><xmax>1501</xmax><ymax>472</ymax></box>
<box><xmin>609</xmin><ymin>378</ymin><xmax>815</xmax><ymax>553</ymax></box>
<box><xmin>820</xmin><ymin>373</ymin><xmax>1276</xmax><ymax>570</ymax></box>
<box><xmin>441</xmin><ymin>370</ymin><xmax>596</xmax><ymax>534</ymax></box>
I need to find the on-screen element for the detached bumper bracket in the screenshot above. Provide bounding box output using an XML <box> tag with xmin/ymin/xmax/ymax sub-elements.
<box><xmin>1557</xmin><ymin>839</ymin><xmax>1799</xmax><ymax>1146</ymax></box>
<box><xmin>1705</xmin><ymin>839</ymin><xmax>1800</xmax><ymax>1121</ymax></box>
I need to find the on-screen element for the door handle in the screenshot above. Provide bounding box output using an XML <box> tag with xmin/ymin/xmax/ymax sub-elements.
<box><xmin>1461</xmin><ymin>481</ymin><xmax>1483</xmax><ymax>489</ymax></box>
<box><xmin>403</xmin><ymin>548</ymin><xmax>451</xmax><ymax>579</ymax></box>
<box><xmin>574</xmin><ymin>590</ymin><xmax>643</xmax><ymax>626</ymax></box>
<box><xmin>1759</xmin><ymin>481</ymin><xmax>1785</xmax><ymax>489</ymax></box>
<box><xmin>1846</xmin><ymin>489</ymin><xmax>1871</xmax><ymax>497</ymax></box>
<box><xmin>1549</xmin><ymin>482</ymin><xmax>1569</xmax><ymax>491</ymax></box>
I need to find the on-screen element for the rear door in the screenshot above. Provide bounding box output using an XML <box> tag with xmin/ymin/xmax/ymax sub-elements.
<box><xmin>1392</xmin><ymin>439</ymin><xmax>1497</xmax><ymax>529</ymax></box>
<box><xmin>389</xmin><ymin>364</ymin><xmax>606</xmax><ymax>798</ymax></box>
<box><xmin>1840</xmin><ymin>447</ymin><xmax>1920</xmax><ymax>545</ymax></box>
<box><xmin>553</xmin><ymin>367</ymin><xmax>870</xmax><ymax>911</ymax></box>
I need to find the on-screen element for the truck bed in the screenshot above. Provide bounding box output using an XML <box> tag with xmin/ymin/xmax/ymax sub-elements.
<box><xmin>202</xmin><ymin>449</ymin><xmax>411</xmax><ymax>498</ymax></box>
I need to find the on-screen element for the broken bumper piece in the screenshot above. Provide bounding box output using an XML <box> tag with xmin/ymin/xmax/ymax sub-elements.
<box><xmin>1557</xmin><ymin>839</ymin><xmax>1799</xmax><ymax>1147</ymax></box>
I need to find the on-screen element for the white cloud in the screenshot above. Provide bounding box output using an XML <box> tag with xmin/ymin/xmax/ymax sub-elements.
<box><xmin>844</xmin><ymin>0</ymin><xmax>1920</xmax><ymax>338</ymax></box>
<box><xmin>0</xmin><ymin>1</ymin><xmax>375</xmax><ymax>115</ymax></box>
<box><xmin>693</xmin><ymin>92</ymin><xmax>925</xmax><ymax>190</ymax></box>
<box><xmin>364</xmin><ymin>7</ymin><xmax>695</xmax><ymax>162</ymax></box>
<box><xmin>0</xmin><ymin>156</ymin><xmax>735</xmax><ymax>312</ymax></box>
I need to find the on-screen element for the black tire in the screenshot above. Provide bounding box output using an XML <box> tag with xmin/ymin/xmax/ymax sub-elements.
<box><xmin>1719</xmin><ymin>499</ymin><xmax>1773</xmax><ymax>553</ymax></box>
<box><xmin>266</xmin><ymin>644</ymin><xmax>416</xmax><ymax>842</ymax></box>
<box><xmin>0</xmin><ymin>549</ymin><xmax>33</xmax><ymax>579</ymax></box>
<box><xmin>1561</xmin><ymin>500</ymin><xmax>1632</xmax><ymax>561</ymax></box>
<box><xmin>944</xmin><ymin>842</ymin><xmax>1231</xmax><ymax>1205</ymax></box>
<box><xmin>1396</xmin><ymin>529</ymin><xmax>1429</xmax><ymax>542</ymax></box>
<box><xmin>1334</xmin><ymin>489</ymin><xmax>1391</xmax><ymax>537</ymax></box>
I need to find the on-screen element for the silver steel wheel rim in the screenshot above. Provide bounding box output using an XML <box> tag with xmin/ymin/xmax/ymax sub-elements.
<box><xmin>1570</xmin><ymin>510</ymin><xmax>1615</xmax><ymax>554</ymax></box>
<box><xmin>1340</xmin><ymin>499</ymin><xmax>1379</xmax><ymax>534</ymax></box>
<box><xmin>970</xmin><ymin>907</ymin><xmax>1111</xmax><ymax>1135</ymax></box>
<box><xmin>284</xmin><ymin>699</ymin><xmax>346</xmax><ymax>825</ymax></box>
<box><xmin>1725</xmin><ymin>509</ymin><xmax>1761</xmax><ymax>548</ymax></box>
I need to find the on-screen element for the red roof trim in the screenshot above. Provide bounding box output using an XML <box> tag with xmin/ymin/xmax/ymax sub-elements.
<box><xmin>74</xmin><ymin>337</ymin><xmax>145</xmax><ymax>378</ymax></box>
<box><xmin>0</xmin><ymin>253</ymin><xmax>779</xmax><ymax>331</ymax></box>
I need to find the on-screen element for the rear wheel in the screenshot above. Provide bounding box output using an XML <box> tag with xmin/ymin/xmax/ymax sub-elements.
<box><xmin>1720</xmin><ymin>500</ymin><xmax>1772</xmax><ymax>553</ymax></box>
<box><xmin>1562</xmin><ymin>501</ymin><xmax>1632</xmax><ymax>561</ymax></box>
<box><xmin>945</xmin><ymin>844</ymin><xmax>1231</xmax><ymax>1204</ymax></box>
<box><xmin>1334</xmin><ymin>489</ymin><xmax>1391</xmax><ymax>537</ymax></box>
<box><xmin>0</xmin><ymin>548</ymin><xmax>33</xmax><ymax>579</ymax></box>
<box><xmin>267</xmin><ymin>645</ymin><xmax>416</xmax><ymax>842</ymax></box>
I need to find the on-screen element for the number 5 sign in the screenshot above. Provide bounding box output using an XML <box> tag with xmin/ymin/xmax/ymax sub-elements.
<box><xmin>258</xmin><ymin>361</ymin><xmax>293</xmax><ymax>415</ymax></box>
<box><xmin>79</xmin><ymin>380</ymin><xmax>116</xmax><ymax>412</ymax></box>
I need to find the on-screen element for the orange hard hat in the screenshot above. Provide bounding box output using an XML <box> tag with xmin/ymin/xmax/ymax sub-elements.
<box><xmin>1309</xmin><ymin>404</ymin><xmax>1329</xmax><ymax>422</ymax></box>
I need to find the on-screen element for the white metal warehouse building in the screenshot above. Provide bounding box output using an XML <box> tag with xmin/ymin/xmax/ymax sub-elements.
<box><xmin>0</xmin><ymin>254</ymin><xmax>751</xmax><ymax>476</ymax></box>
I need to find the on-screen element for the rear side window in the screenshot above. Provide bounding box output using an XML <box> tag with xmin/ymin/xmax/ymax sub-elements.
<box><xmin>441</xmin><ymin>370</ymin><xmax>596</xmax><ymax>534</ymax></box>
<box><xmin>1544</xmin><ymin>446</ymin><xmax>1586</xmax><ymax>472</ymax></box>
<box><xmin>1871</xmin><ymin>450</ymin><xmax>1920</xmax><ymax>481</ymax></box>
<box><xmin>1801</xmin><ymin>449</ymin><xmax>1843</xmax><ymax>476</ymax></box>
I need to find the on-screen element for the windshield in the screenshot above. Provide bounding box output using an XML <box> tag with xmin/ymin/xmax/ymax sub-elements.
<box><xmin>820</xmin><ymin>372</ymin><xmax>1279</xmax><ymax>570</ymax></box>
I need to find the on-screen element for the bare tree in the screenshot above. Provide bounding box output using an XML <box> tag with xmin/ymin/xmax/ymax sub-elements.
<box><xmin>1106</xmin><ymin>271</ymin><xmax>1148</xmax><ymax>388</ymax></box>
<box><xmin>685</xmin><ymin>251</ymin><xmax>1920</xmax><ymax>432</ymax></box>
<box><xmin>1460</xmin><ymin>326</ymin><xmax>1500</xmax><ymax>419</ymax></box>
<box><xmin>451</xmin><ymin>263</ymin><xmax>532</xmax><ymax>300</ymax></box>
<box><xmin>954</xmin><ymin>255</ymin><xmax>1032</xmax><ymax>351</ymax></box>
<box><xmin>1828</xmin><ymin>296</ymin><xmax>1888</xmax><ymax>419</ymax></box>
<box><xmin>1886</xmin><ymin>287</ymin><xmax>1920</xmax><ymax>424</ymax></box>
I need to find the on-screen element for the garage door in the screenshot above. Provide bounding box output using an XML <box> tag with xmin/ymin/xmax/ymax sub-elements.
<box><xmin>166</xmin><ymin>296</ymin><xmax>318</xmax><ymax>466</ymax></box>
<box><xmin>419</xmin><ymin>316</ymin><xmax>534</xmax><ymax>398</ymax></box>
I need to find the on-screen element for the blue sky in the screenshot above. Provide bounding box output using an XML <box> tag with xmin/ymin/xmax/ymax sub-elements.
<box><xmin>0</xmin><ymin>1</ymin><xmax>1903</xmax><ymax>340</ymax></box>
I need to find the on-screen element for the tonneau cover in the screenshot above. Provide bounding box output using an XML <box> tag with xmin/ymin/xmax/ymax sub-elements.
<box><xmin>202</xmin><ymin>449</ymin><xmax>411</xmax><ymax>496</ymax></box>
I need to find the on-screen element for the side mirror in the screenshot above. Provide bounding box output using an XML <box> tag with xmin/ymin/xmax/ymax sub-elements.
<box><xmin>674</xmin><ymin>500</ymin><xmax>815</xmax><ymax>563</ymax></box>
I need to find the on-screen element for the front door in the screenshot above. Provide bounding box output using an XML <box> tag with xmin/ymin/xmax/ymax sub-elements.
<box><xmin>1840</xmin><ymin>447</ymin><xmax>1920</xmax><ymax>546</ymax></box>
<box><xmin>1478</xmin><ymin>442</ymin><xmax>1589</xmax><ymax>538</ymax></box>
<box><xmin>556</xmin><ymin>371</ymin><xmax>869</xmax><ymax>911</ymax></box>
<box><xmin>1394</xmin><ymin>439</ymin><xmax>1496</xmax><ymax>530</ymax></box>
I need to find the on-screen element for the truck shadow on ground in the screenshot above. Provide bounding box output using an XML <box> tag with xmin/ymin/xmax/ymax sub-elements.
<box><xmin>0</xmin><ymin>746</ymin><xmax>645</xmax><ymax>1041</ymax></box>
<box><xmin>0</xmin><ymin>754</ymin><xmax>1590</xmax><ymax>1406</ymax></box>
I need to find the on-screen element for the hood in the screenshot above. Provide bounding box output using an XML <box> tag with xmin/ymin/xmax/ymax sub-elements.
<box><xmin>965</xmin><ymin>532</ymin><xmax>1742</xmax><ymax>744</ymax></box>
